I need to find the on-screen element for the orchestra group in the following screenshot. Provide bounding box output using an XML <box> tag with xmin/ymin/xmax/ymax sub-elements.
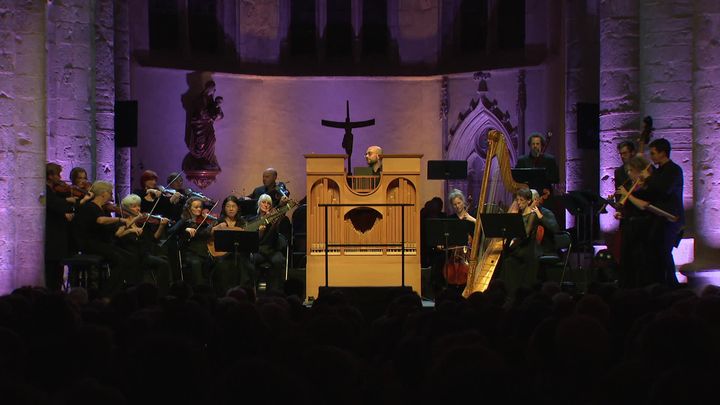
<box><xmin>45</xmin><ymin>164</ymin><xmax>292</xmax><ymax>297</ymax></box>
<box><xmin>45</xmin><ymin>133</ymin><xmax>684</xmax><ymax>298</ymax></box>
<box><xmin>423</xmin><ymin>131</ymin><xmax>684</xmax><ymax>298</ymax></box>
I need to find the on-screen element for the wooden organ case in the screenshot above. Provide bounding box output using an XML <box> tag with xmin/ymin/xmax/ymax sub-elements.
<box><xmin>304</xmin><ymin>154</ymin><xmax>422</xmax><ymax>299</ymax></box>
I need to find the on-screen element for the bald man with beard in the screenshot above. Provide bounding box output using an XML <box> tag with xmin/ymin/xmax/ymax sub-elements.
<box><xmin>248</xmin><ymin>167</ymin><xmax>290</xmax><ymax>207</ymax></box>
<box><xmin>365</xmin><ymin>145</ymin><xmax>383</xmax><ymax>175</ymax></box>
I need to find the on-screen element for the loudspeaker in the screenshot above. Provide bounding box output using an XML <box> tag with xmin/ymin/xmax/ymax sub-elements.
<box><xmin>115</xmin><ymin>100</ymin><xmax>138</xmax><ymax>147</ymax></box>
<box><xmin>576</xmin><ymin>102</ymin><xmax>599</xmax><ymax>150</ymax></box>
<box><xmin>317</xmin><ymin>286</ymin><xmax>414</xmax><ymax>321</ymax></box>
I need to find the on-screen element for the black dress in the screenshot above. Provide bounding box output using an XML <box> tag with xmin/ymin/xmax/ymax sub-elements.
<box><xmin>116</xmin><ymin>222</ymin><xmax>171</xmax><ymax>295</ymax></box>
<box><xmin>45</xmin><ymin>185</ymin><xmax>73</xmax><ymax>290</ymax></box>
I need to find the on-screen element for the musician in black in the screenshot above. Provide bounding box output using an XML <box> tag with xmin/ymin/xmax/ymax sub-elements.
<box><xmin>530</xmin><ymin>189</ymin><xmax>561</xmax><ymax>255</ymax></box>
<box><xmin>642</xmin><ymin>139</ymin><xmax>684</xmax><ymax>286</ymax></box>
<box><xmin>614</xmin><ymin>141</ymin><xmax>636</xmax><ymax>192</ymax></box>
<box><xmin>45</xmin><ymin>163</ymin><xmax>76</xmax><ymax>290</ymax></box>
<box><xmin>116</xmin><ymin>194</ymin><xmax>172</xmax><ymax>295</ymax></box>
<box><xmin>515</xmin><ymin>133</ymin><xmax>560</xmax><ymax>197</ymax></box>
<box><xmin>497</xmin><ymin>188</ymin><xmax>542</xmax><ymax>297</ymax></box>
<box><xmin>249</xmin><ymin>168</ymin><xmax>289</xmax><ymax>207</ymax></box>
<box><xmin>249</xmin><ymin>194</ymin><xmax>287</xmax><ymax>293</ymax></box>
<box><xmin>210</xmin><ymin>195</ymin><xmax>255</xmax><ymax>295</ymax></box>
<box><xmin>167</xmin><ymin>197</ymin><xmax>214</xmax><ymax>287</ymax></box>
<box><xmin>133</xmin><ymin>170</ymin><xmax>183</xmax><ymax>218</ymax></box>
<box><xmin>614</xmin><ymin>156</ymin><xmax>654</xmax><ymax>288</ymax></box>
<box><xmin>73</xmin><ymin>181</ymin><xmax>137</xmax><ymax>295</ymax></box>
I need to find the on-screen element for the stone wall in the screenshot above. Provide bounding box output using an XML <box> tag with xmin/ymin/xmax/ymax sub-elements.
<box><xmin>565</xmin><ymin>0</ymin><xmax>599</xmax><ymax>228</ymax></box>
<box><xmin>599</xmin><ymin>0</ymin><xmax>640</xmax><ymax>234</ymax></box>
<box><xmin>0</xmin><ymin>0</ymin><xmax>47</xmax><ymax>291</ymax></box>
<box><xmin>692</xmin><ymin>0</ymin><xmax>720</xmax><ymax>263</ymax></box>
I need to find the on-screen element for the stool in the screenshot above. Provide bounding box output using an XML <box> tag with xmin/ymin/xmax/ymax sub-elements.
<box><xmin>61</xmin><ymin>254</ymin><xmax>110</xmax><ymax>292</ymax></box>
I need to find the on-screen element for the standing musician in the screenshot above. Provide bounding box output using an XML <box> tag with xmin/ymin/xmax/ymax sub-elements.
<box><xmin>515</xmin><ymin>133</ymin><xmax>560</xmax><ymax>199</ymax></box>
<box><xmin>45</xmin><ymin>163</ymin><xmax>77</xmax><ymax>291</ymax></box>
<box><xmin>497</xmin><ymin>188</ymin><xmax>543</xmax><ymax>296</ymax></box>
<box><xmin>248</xmin><ymin>168</ymin><xmax>290</xmax><ymax>207</ymax></box>
<box><xmin>70</xmin><ymin>167</ymin><xmax>91</xmax><ymax>190</ymax></box>
<box><xmin>73</xmin><ymin>181</ymin><xmax>137</xmax><ymax>295</ymax></box>
<box><xmin>167</xmin><ymin>196</ymin><xmax>215</xmax><ymax>287</ymax></box>
<box><xmin>116</xmin><ymin>194</ymin><xmax>172</xmax><ymax>295</ymax></box>
<box><xmin>614</xmin><ymin>141</ymin><xmax>636</xmax><ymax>193</ymax></box>
<box><xmin>614</xmin><ymin>156</ymin><xmax>654</xmax><ymax>288</ymax></box>
<box><xmin>617</xmin><ymin>139</ymin><xmax>684</xmax><ymax>287</ymax></box>
<box><xmin>249</xmin><ymin>194</ymin><xmax>287</xmax><ymax>293</ymax></box>
<box><xmin>209</xmin><ymin>195</ymin><xmax>255</xmax><ymax>295</ymax></box>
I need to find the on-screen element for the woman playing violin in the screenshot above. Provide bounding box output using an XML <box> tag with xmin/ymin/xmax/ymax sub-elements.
<box><xmin>113</xmin><ymin>194</ymin><xmax>172</xmax><ymax>295</ymax></box>
<box><xmin>134</xmin><ymin>170</ymin><xmax>184</xmax><ymax>220</ymax></box>
<box><xmin>167</xmin><ymin>196</ymin><xmax>215</xmax><ymax>286</ymax></box>
<box><xmin>73</xmin><ymin>180</ymin><xmax>137</xmax><ymax>295</ymax></box>
<box><xmin>209</xmin><ymin>195</ymin><xmax>255</xmax><ymax>295</ymax></box>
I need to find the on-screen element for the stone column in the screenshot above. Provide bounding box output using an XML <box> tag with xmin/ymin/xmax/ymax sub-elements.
<box><xmin>639</xmin><ymin>0</ymin><xmax>693</xmax><ymax>209</ymax></box>
<box><xmin>692</xmin><ymin>0</ymin><xmax>720</xmax><ymax>266</ymax></box>
<box><xmin>46</xmin><ymin>0</ymin><xmax>94</xmax><ymax>177</ymax></box>
<box><xmin>115</xmin><ymin>0</ymin><xmax>131</xmax><ymax>198</ymax></box>
<box><xmin>0</xmin><ymin>0</ymin><xmax>47</xmax><ymax>291</ymax></box>
<box><xmin>566</xmin><ymin>0</ymin><xmax>599</xmax><ymax>211</ymax></box>
<box><xmin>599</xmin><ymin>0</ymin><xmax>640</xmax><ymax>233</ymax></box>
<box><xmin>94</xmin><ymin>0</ymin><xmax>115</xmax><ymax>183</ymax></box>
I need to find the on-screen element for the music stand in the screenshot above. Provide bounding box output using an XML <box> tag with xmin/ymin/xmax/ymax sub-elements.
<box><xmin>214</xmin><ymin>230</ymin><xmax>260</xmax><ymax>271</ymax></box>
<box><xmin>511</xmin><ymin>168</ymin><xmax>547</xmax><ymax>192</ymax></box>
<box><xmin>423</xmin><ymin>218</ymin><xmax>475</xmax><ymax>288</ymax></box>
<box><xmin>423</xmin><ymin>218</ymin><xmax>474</xmax><ymax>247</ymax></box>
<box><xmin>238</xmin><ymin>199</ymin><xmax>258</xmax><ymax>217</ymax></box>
<box><xmin>427</xmin><ymin>160</ymin><xmax>468</xmax><ymax>180</ymax></box>
<box><xmin>479</xmin><ymin>213</ymin><xmax>527</xmax><ymax>250</ymax></box>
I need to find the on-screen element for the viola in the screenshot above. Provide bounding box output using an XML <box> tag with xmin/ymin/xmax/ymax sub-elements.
<box><xmin>51</xmin><ymin>180</ymin><xmax>89</xmax><ymax>199</ymax></box>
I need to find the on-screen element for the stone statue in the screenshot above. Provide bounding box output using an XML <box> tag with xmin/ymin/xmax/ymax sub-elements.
<box><xmin>183</xmin><ymin>80</ymin><xmax>223</xmax><ymax>172</ymax></box>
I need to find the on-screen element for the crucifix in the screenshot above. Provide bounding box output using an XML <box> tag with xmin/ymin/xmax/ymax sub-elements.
<box><xmin>321</xmin><ymin>100</ymin><xmax>375</xmax><ymax>174</ymax></box>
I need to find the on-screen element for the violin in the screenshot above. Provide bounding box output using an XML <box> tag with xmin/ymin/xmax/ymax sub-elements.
<box><xmin>136</xmin><ymin>213</ymin><xmax>171</xmax><ymax>226</ymax></box>
<box><xmin>194</xmin><ymin>213</ymin><xmax>218</xmax><ymax>226</ymax></box>
<box><xmin>52</xmin><ymin>180</ymin><xmax>90</xmax><ymax>199</ymax></box>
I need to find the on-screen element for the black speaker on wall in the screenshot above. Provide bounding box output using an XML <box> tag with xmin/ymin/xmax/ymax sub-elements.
<box><xmin>115</xmin><ymin>100</ymin><xmax>138</xmax><ymax>147</ymax></box>
<box><xmin>576</xmin><ymin>102</ymin><xmax>599</xmax><ymax>150</ymax></box>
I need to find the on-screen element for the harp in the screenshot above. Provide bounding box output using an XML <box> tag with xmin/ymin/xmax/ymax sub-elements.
<box><xmin>463</xmin><ymin>130</ymin><xmax>528</xmax><ymax>297</ymax></box>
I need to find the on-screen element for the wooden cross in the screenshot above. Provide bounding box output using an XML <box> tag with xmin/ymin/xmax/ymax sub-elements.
<box><xmin>321</xmin><ymin>100</ymin><xmax>375</xmax><ymax>174</ymax></box>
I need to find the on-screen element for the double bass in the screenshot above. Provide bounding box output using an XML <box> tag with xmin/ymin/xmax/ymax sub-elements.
<box><xmin>463</xmin><ymin>130</ymin><xmax>528</xmax><ymax>297</ymax></box>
